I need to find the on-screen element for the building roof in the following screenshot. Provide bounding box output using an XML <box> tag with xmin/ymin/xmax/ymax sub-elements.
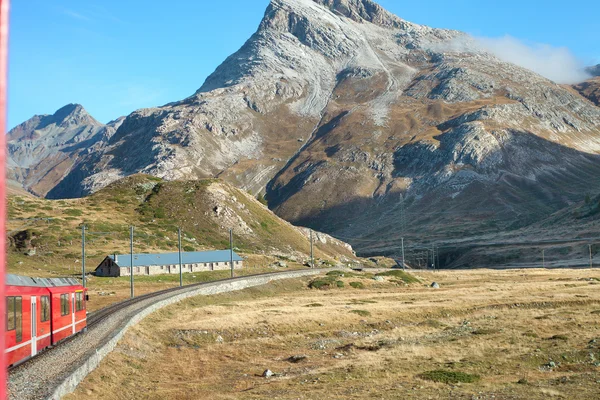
<box><xmin>106</xmin><ymin>250</ymin><xmax>243</xmax><ymax>268</ymax></box>
<box><xmin>6</xmin><ymin>274</ymin><xmax>80</xmax><ymax>287</ymax></box>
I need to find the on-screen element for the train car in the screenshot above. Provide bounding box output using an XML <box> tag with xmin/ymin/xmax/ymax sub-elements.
<box><xmin>5</xmin><ymin>274</ymin><xmax>87</xmax><ymax>367</ymax></box>
<box><xmin>47</xmin><ymin>279</ymin><xmax>87</xmax><ymax>344</ymax></box>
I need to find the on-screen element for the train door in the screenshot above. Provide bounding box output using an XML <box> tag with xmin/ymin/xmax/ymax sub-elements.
<box><xmin>31</xmin><ymin>296</ymin><xmax>37</xmax><ymax>356</ymax></box>
<box><xmin>71</xmin><ymin>292</ymin><xmax>75</xmax><ymax>335</ymax></box>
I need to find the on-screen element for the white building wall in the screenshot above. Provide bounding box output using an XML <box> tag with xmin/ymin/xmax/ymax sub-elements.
<box><xmin>119</xmin><ymin>261</ymin><xmax>243</xmax><ymax>276</ymax></box>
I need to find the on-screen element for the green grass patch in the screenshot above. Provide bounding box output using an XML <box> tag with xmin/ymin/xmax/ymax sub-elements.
<box><xmin>472</xmin><ymin>329</ymin><xmax>500</xmax><ymax>335</ymax></box>
<box><xmin>304</xmin><ymin>303</ymin><xmax>324</xmax><ymax>308</ymax></box>
<box><xmin>308</xmin><ymin>275</ymin><xmax>345</xmax><ymax>290</ymax></box>
<box><xmin>547</xmin><ymin>334</ymin><xmax>569</xmax><ymax>341</ymax></box>
<box><xmin>64</xmin><ymin>209</ymin><xmax>84</xmax><ymax>217</ymax></box>
<box><xmin>350</xmin><ymin>281</ymin><xmax>365</xmax><ymax>289</ymax></box>
<box><xmin>418</xmin><ymin>370</ymin><xmax>480</xmax><ymax>384</ymax></box>
<box><xmin>350</xmin><ymin>310</ymin><xmax>371</xmax><ymax>317</ymax></box>
<box><xmin>349</xmin><ymin>299</ymin><xmax>377</xmax><ymax>304</ymax></box>
<box><xmin>375</xmin><ymin>270</ymin><xmax>420</xmax><ymax>284</ymax></box>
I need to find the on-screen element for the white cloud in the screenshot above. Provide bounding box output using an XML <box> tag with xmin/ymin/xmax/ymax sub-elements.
<box><xmin>476</xmin><ymin>35</ymin><xmax>589</xmax><ymax>84</ymax></box>
<box><xmin>427</xmin><ymin>35</ymin><xmax>590</xmax><ymax>84</ymax></box>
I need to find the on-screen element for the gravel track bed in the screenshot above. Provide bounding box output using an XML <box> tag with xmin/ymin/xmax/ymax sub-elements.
<box><xmin>8</xmin><ymin>269</ymin><xmax>331</xmax><ymax>400</ymax></box>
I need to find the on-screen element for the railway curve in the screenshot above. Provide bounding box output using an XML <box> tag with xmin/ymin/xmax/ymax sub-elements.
<box><xmin>8</xmin><ymin>268</ymin><xmax>336</xmax><ymax>400</ymax></box>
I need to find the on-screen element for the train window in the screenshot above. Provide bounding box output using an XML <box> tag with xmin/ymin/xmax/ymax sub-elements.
<box><xmin>76</xmin><ymin>292</ymin><xmax>84</xmax><ymax>311</ymax></box>
<box><xmin>60</xmin><ymin>294</ymin><xmax>69</xmax><ymax>316</ymax></box>
<box><xmin>6</xmin><ymin>296</ymin><xmax>16</xmax><ymax>331</ymax></box>
<box><xmin>7</xmin><ymin>297</ymin><xmax>23</xmax><ymax>342</ymax></box>
<box><xmin>15</xmin><ymin>297</ymin><xmax>22</xmax><ymax>342</ymax></box>
<box><xmin>41</xmin><ymin>296</ymin><xmax>50</xmax><ymax>322</ymax></box>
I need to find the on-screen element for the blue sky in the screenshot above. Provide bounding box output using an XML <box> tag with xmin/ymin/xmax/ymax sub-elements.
<box><xmin>8</xmin><ymin>0</ymin><xmax>599</xmax><ymax>129</ymax></box>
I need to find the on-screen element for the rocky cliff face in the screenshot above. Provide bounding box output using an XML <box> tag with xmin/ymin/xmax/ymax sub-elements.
<box><xmin>14</xmin><ymin>0</ymin><xmax>600</xmax><ymax>261</ymax></box>
<box><xmin>7</xmin><ymin>104</ymin><xmax>124</xmax><ymax>196</ymax></box>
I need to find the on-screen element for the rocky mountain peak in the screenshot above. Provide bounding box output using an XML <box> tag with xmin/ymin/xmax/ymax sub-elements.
<box><xmin>311</xmin><ymin>0</ymin><xmax>403</xmax><ymax>27</ymax></box>
<box><xmin>262</xmin><ymin>0</ymin><xmax>403</xmax><ymax>32</ymax></box>
<box><xmin>50</xmin><ymin>103</ymin><xmax>98</xmax><ymax>129</ymax></box>
<box><xmin>7</xmin><ymin>104</ymin><xmax>115</xmax><ymax>197</ymax></box>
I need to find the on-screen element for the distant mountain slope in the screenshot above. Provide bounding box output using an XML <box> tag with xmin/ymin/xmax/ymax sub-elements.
<box><xmin>7</xmin><ymin>104</ymin><xmax>124</xmax><ymax>196</ymax></box>
<box><xmin>14</xmin><ymin>0</ymin><xmax>600</xmax><ymax>264</ymax></box>
<box><xmin>586</xmin><ymin>64</ymin><xmax>600</xmax><ymax>77</ymax></box>
<box><xmin>574</xmin><ymin>66</ymin><xmax>600</xmax><ymax>106</ymax></box>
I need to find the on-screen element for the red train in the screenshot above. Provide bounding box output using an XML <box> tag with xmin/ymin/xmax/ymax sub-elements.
<box><xmin>4</xmin><ymin>274</ymin><xmax>88</xmax><ymax>367</ymax></box>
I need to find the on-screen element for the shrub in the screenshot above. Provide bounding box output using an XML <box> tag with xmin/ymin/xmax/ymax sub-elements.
<box><xmin>418</xmin><ymin>370</ymin><xmax>480</xmax><ymax>384</ymax></box>
<box><xmin>336</xmin><ymin>280</ymin><xmax>344</xmax><ymax>288</ymax></box>
<box><xmin>375</xmin><ymin>270</ymin><xmax>420</xmax><ymax>284</ymax></box>
<box><xmin>256</xmin><ymin>193</ymin><xmax>268</xmax><ymax>206</ymax></box>
<box><xmin>309</xmin><ymin>278</ymin><xmax>334</xmax><ymax>290</ymax></box>
<box><xmin>350</xmin><ymin>282</ymin><xmax>365</xmax><ymax>289</ymax></box>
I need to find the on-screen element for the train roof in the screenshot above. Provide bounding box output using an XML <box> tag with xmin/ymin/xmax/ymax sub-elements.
<box><xmin>6</xmin><ymin>274</ymin><xmax>81</xmax><ymax>288</ymax></box>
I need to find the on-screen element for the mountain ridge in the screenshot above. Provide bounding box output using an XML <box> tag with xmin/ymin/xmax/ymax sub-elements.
<box><xmin>9</xmin><ymin>0</ymin><xmax>600</xmax><ymax>265</ymax></box>
<box><xmin>8</xmin><ymin>104</ymin><xmax>124</xmax><ymax>196</ymax></box>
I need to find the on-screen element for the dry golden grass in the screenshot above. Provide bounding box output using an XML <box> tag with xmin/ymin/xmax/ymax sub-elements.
<box><xmin>67</xmin><ymin>268</ymin><xmax>600</xmax><ymax>399</ymax></box>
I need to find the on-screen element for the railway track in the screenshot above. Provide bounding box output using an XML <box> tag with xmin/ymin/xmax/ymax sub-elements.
<box><xmin>9</xmin><ymin>271</ymin><xmax>306</xmax><ymax>373</ymax></box>
<box><xmin>8</xmin><ymin>268</ymin><xmax>333</xmax><ymax>400</ymax></box>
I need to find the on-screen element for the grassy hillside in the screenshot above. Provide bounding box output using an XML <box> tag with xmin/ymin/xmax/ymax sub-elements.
<box><xmin>7</xmin><ymin>175</ymin><xmax>360</xmax><ymax>280</ymax></box>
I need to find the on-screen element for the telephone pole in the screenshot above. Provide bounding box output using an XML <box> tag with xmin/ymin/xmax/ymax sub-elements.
<box><xmin>432</xmin><ymin>244</ymin><xmax>436</xmax><ymax>272</ymax></box>
<box><xmin>81</xmin><ymin>225</ymin><xmax>86</xmax><ymax>287</ymax></box>
<box><xmin>401</xmin><ymin>237</ymin><xmax>406</xmax><ymax>270</ymax></box>
<box><xmin>130</xmin><ymin>226</ymin><xmax>134</xmax><ymax>299</ymax></box>
<box><xmin>178</xmin><ymin>228</ymin><xmax>183</xmax><ymax>287</ymax></box>
<box><xmin>310</xmin><ymin>229</ymin><xmax>314</xmax><ymax>268</ymax></box>
<box><xmin>542</xmin><ymin>249</ymin><xmax>545</xmax><ymax>269</ymax></box>
<box><xmin>229</xmin><ymin>229</ymin><xmax>234</xmax><ymax>278</ymax></box>
<box><xmin>590</xmin><ymin>244</ymin><xmax>594</xmax><ymax>269</ymax></box>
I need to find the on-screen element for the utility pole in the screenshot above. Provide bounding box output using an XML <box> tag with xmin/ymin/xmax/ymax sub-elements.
<box><xmin>432</xmin><ymin>244</ymin><xmax>436</xmax><ymax>272</ymax></box>
<box><xmin>590</xmin><ymin>244</ymin><xmax>594</xmax><ymax>269</ymax></box>
<box><xmin>437</xmin><ymin>244</ymin><xmax>440</xmax><ymax>271</ymax></box>
<box><xmin>401</xmin><ymin>237</ymin><xmax>406</xmax><ymax>270</ymax></box>
<box><xmin>178</xmin><ymin>228</ymin><xmax>183</xmax><ymax>287</ymax></box>
<box><xmin>542</xmin><ymin>249</ymin><xmax>545</xmax><ymax>269</ymax></box>
<box><xmin>229</xmin><ymin>229</ymin><xmax>234</xmax><ymax>278</ymax></box>
<box><xmin>130</xmin><ymin>226</ymin><xmax>134</xmax><ymax>299</ymax></box>
<box><xmin>310</xmin><ymin>229</ymin><xmax>314</xmax><ymax>269</ymax></box>
<box><xmin>81</xmin><ymin>225</ymin><xmax>86</xmax><ymax>287</ymax></box>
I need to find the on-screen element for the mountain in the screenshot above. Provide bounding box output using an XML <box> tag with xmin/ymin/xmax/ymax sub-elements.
<box><xmin>574</xmin><ymin>65</ymin><xmax>600</xmax><ymax>106</ymax></box>
<box><xmin>586</xmin><ymin>64</ymin><xmax>600</xmax><ymax>77</ymax></box>
<box><xmin>7</xmin><ymin>104</ymin><xmax>124</xmax><ymax>196</ymax></box>
<box><xmin>14</xmin><ymin>0</ymin><xmax>600</xmax><ymax>265</ymax></box>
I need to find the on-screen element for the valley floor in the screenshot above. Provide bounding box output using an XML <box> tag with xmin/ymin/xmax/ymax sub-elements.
<box><xmin>67</xmin><ymin>269</ymin><xmax>600</xmax><ymax>399</ymax></box>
